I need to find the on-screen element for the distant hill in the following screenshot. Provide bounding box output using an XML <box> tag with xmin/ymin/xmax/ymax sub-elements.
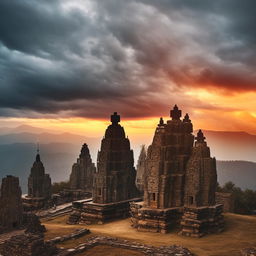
<box><xmin>217</xmin><ymin>160</ymin><xmax>256</xmax><ymax>190</ymax></box>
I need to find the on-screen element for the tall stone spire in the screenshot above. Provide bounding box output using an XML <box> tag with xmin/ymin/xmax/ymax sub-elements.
<box><xmin>69</xmin><ymin>143</ymin><xmax>96</xmax><ymax>192</ymax></box>
<box><xmin>0</xmin><ymin>175</ymin><xmax>23</xmax><ymax>231</ymax></box>
<box><xmin>27</xmin><ymin>148</ymin><xmax>52</xmax><ymax>199</ymax></box>
<box><xmin>136</xmin><ymin>145</ymin><xmax>147</xmax><ymax>193</ymax></box>
<box><xmin>93</xmin><ymin>112</ymin><xmax>138</xmax><ymax>204</ymax></box>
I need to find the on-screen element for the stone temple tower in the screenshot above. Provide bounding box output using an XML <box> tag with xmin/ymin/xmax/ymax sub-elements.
<box><xmin>180</xmin><ymin>129</ymin><xmax>224</xmax><ymax>237</ymax></box>
<box><xmin>69</xmin><ymin>143</ymin><xmax>96</xmax><ymax>192</ymax></box>
<box><xmin>144</xmin><ymin>105</ymin><xmax>194</xmax><ymax>209</ymax></box>
<box><xmin>74</xmin><ymin>112</ymin><xmax>139</xmax><ymax>224</ymax></box>
<box><xmin>130</xmin><ymin>105</ymin><xmax>224</xmax><ymax>236</ymax></box>
<box><xmin>0</xmin><ymin>175</ymin><xmax>23</xmax><ymax>232</ymax></box>
<box><xmin>136</xmin><ymin>145</ymin><xmax>147</xmax><ymax>194</ymax></box>
<box><xmin>27</xmin><ymin>149</ymin><xmax>52</xmax><ymax>199</ymax></box>
<box><xmin>93</xmin><ymin>112</ymin><xmax>138</xmax><ymax>203</ymax></box>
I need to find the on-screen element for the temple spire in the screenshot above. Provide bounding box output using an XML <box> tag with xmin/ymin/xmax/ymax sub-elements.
<box><xmin>36</xmin><ymin>143</ymin><xmax>40</xmax><ymax>162</ymax></box>
<box><xmin>195</xmin><ymin>129</ymin><xmax>206</xmax><ymax>143</ymax></box>
<box><xmin>170</xmin><ymin>104</ymin><xmax>182</xmax><ymax>120</ymax></box>
<box><xmin>111</xmin><ymin>112</ymin><xmax>120</xmax><ymax>125</ymax></box>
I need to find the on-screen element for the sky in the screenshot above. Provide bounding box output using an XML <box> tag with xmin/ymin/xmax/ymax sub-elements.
<box><xmin>0</xmin><ymin>0</ymin><xmax>256</xmax><ymax>138</ymax></box>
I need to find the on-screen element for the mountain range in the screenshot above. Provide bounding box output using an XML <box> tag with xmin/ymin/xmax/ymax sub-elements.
<box><xmin>0</xmin><ymin>125</ymin><xmax>255</xmax><ymax>192</ymax></box>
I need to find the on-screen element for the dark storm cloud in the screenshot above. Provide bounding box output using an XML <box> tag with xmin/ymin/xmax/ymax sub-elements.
<box><xmin>0</xmin><ymin>0</ymin><xmax>255</xmax><ymax>118</ymax></box>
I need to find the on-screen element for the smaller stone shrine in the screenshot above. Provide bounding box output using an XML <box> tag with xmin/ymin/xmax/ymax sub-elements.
<box><xmin>68</xmin><ymin>112</ymin><xmax>140</xmax><ymax>224</ymax></box>
<box><xmin>179</xmin><ymin>130</ymin><xmax>224</xmax><ymax>237</ymax></box>
<box><xmin>69</xmin><ymin>143</ymin><xmax>96</xmax><ymax>193</ymax></box>
<box><xmin>0</xmin><ymin>175</ymin><xmax>23</xmax><ymax>233</ymax></box>
<box><xmin>23</xmin><ymin>148</ymin><xmax>52</xmax><ymax>210</ymax></box>
<box><xmin>135</xmin><ymin>145</ymin><xmax>147</xmax><ymax>194</ymax></box>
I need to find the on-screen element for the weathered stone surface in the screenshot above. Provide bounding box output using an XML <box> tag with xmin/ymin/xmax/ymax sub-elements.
<box><xmin>216</xmin><ymin>192</ymin><xmax>234</xmax><ymax>212</ymax></box>
<box><xmin>0</xmin><ymin>175</ymin><xmax>23</xmax><ymax>233</ymax></box>
<box><xmin>144</xmin><ymin>105</ymin><xmax>194</xmax><ymax>210</ymax></box>
<box><xmin>57</xmin><ymin>235</ymin><xmax>194</xmax><ymax>256</ymax></box>
<box><xmin>69</xmin><ymin>113</ymin><xmax>140</xmax><ymax>224</ymax></box>
<box><xmin>131</xmin><ymin>105</ymin><xmax>224</xmax><ymax>237</ymax></box>
<box><xmin>27</xmin><ymin>151</ymin><xmax>52</xmax><ymax>199</ymax></box>
<box><xmin>136</xmin><ymin>145</ymin><xmax>147</xmax><ymax>194</ymax></box>
<box><xmin>69</xmin><ymin>144</ymin><xmax>96</xmax><ymax>192</ymax></box>
<box><xmin>47</xmin><ymin>228</ymin><xmax>90</xmax><ymax>244</ymax></box>
<box><xmin>0</xmin><ymin>233</ymin><xmax>57</xmax><ymax>256</ymax></box>
<box><xmin>241</xmin><ymin>247</ymin><xmax>256</xmax><ymax>256</ymax></box>
<box><xmin>93</xmin><ymin>112</ymin><xmax>138</xmax><ymax>204</ymax></box>
<box><xmin>23</xmin><ymin>213</ymin><xmax>46</xmax><ymax>234</ymax></box>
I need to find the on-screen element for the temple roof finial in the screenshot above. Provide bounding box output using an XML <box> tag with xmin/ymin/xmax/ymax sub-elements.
<box><xmin>36</xmin><ymin>143</ymin><xmax>40</xmax><ymax>162</ymax></box>
<box><xmin>183</xmin><ymin>113</ymin><xmax>191</xmax><ymax>123</ymax></box>
<box><xmin>158</xmin><ymin>117</ymin><xmax>164</xmax><ymax>126</ymax></box>
<box><xmin>111</xmin><ymin>112</ymin><xmax>120</xmax><ymax>125</ymax></box>
<box><xmin>196</xmin><ymin>129</ymin><xmax>206</xmax><ymax>143</ymax></box>
<box><xmin>170</xmin><ymin>104</ymin><xmax>182</xmax><ymax>120</ymax></box>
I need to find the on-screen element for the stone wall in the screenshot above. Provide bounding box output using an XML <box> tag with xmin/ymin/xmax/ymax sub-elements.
<box><xmin>215</xmin><ymin>192</ymin><xmax>234</xmax><ymax>213</ymax></box>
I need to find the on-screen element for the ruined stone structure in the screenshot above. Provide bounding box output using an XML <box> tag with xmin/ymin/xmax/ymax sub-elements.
<box><xmin>0</xmin><ymin>175</ymin><xmax>23</xmax><ymax>233</ymax></box>
<box><xmin>69</xmin><ymin>112</ymin><xmax>139</xmax><ymax>224</ymax></box>
<box><xmin>131</xmin><ymin>105</ymin><xmax>224</xmax><ymax>236</ymax></box>
<box><xmin>28</xmin><ymin>150</ymin><xmax>52</xmax><ymax>199</ymax></box>
<box><xmin>216</xmin><ymin>192</ymin><xmax>234</xmax><ymax>213</ymax></box>
<box><xmin>135</xmin><ymin>145</ymin><xmax>147</xmax><ymax>194</ymax></box>
<box><xmin>180</xmin><ymin>130</ymin><xmax>224</xmax><ymax>237</ymax></box>
<box><xmin>69</xmin><ymin>144</ymin><xmax>96</xmax><ymax>193</ymax></box>
<box><xmin>24</xmin><ymin>150</ymin><xmax>52</xmax><ymax>210</ymax></box>
<box><xmin>0</xmin><ymin>233</ymin><xmax>57</xmax><ymax>256</ymax></box>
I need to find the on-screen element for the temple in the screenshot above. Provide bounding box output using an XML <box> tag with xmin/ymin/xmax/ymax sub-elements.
<box><xmin>180</xmin><ymin>129</ymin><xmax>224</xmax><ymax>237</ymax></box>
<box><xmin>130</xmin><ymin>105</ymin><xmax>224</xmax><ymax>236</ymax></box>
<box><xmin>136</xmin><ymin>145</ymin><xmax>147</xmax><ymax>194</ymax></box>
<box><xmin>0</xmin><ymin>175</ymin><xmax>23</xmax><ymax>233</ymax></box>
<box><xmin>68</xmin><ymin>112</ymin><xmax>139</xmax><ymax>224</ymax></box>
<box><xmin>24</xmin><ymin>148</ymin><xmax>52</xmax><ymax>210</ymax></box>
<box><xmin>69</xmin><ymin>143</ymin><xmax>96</xmax><ymax>193</ymax></box>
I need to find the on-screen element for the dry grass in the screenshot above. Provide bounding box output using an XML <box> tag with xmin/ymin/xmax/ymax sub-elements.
<box><xmin>42</xmin><ymin>213</ymin><xmax>256</xmax><ymax>256</ymax></box>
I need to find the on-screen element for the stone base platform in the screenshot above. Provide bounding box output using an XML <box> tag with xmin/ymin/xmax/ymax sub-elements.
<box><xmin>179</xmin><ymin>204</ymin><xmax>224</xmax><ymax>238</ymax></box>
<box><xmin>130</xmin><ymin>202</ymin><xmax>183</xmax><ymax>233</ymax></box>
<box><xmin>22</xmin><ymin>196</ymin><xmax>50</xmax><ymax>211</ymax></box>
<box><xmin>69</xmin><ymin>198</ymin><xmax>142</xmax><ymax>225</ymax></box>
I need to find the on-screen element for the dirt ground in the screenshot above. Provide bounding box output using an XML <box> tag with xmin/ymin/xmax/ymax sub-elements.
<box><xmin>42</xmin><ymin>213</ymin><xmax>256</xmax><ymax>256</ymax></box>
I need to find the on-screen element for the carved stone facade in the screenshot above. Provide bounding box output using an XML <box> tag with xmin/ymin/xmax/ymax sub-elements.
<box><xmin>0</xmin><ymin>175</ymin><xmax>23</xmax><ymax>233</ymax></box>
<box><xmin>27</xmin><ymin>151</ymin><xmax>52</xmax><ymax>199</ymax></box>
<box><xmin>180</xmin><ymin>130</ymin><xmax>224</xmax><ymax>237</ymax></box>
<box><xmin>136</xmin><ymin>145</ymin><xmax>147</xmax><ymax>194</ymax></box>
<box><xmin>68</xmin><ymin>112</ymin><xmax>139</xmax><ymax>224</ymax></box>
<box><xmin>93</xmin><ymin>112</ymin><xmax>138</xmax><ymax>204</ymax></box>
<box><xmin>69</xmin><ymin>143</ymin><xmax>96</xmax><ymax>192</ymax></box>
<box><xmin>131</xmin><ymin>105</ymin><xmax>224</xmax><ymax>236</ymax></box>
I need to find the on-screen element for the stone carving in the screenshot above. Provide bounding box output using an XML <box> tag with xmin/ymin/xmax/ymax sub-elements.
<box><xmin>69</xmin><ymin>144</ymin><xmax>96</xmax><ymax>192</ymax></box>
<box><xmin>135</xmin><ymin>145</ymin><xmax>147</xmax><ymax>193</ymax></box>
<box><xmin>93</xmin><ymin>112</ymin><xmax>138</xmax><ymax>204</ymax></box>
<box><xmin>131</xmin><ymin>105</ymin><xmax>224</xmax><ymax>236</ymax></box>
<box><xmin>0</xmin><ymin>175</ymin><xmax>23</xmax><ymax>233</ymax></box>
<box><xmin>68</xmin><ymin>112</ymin><xmax>139</xmax><ymax>224</ymax></box>
<box><xmin>27</xmin><ymin>149</ymin><xmax>52</xmax><ymax>199</ymax></box>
